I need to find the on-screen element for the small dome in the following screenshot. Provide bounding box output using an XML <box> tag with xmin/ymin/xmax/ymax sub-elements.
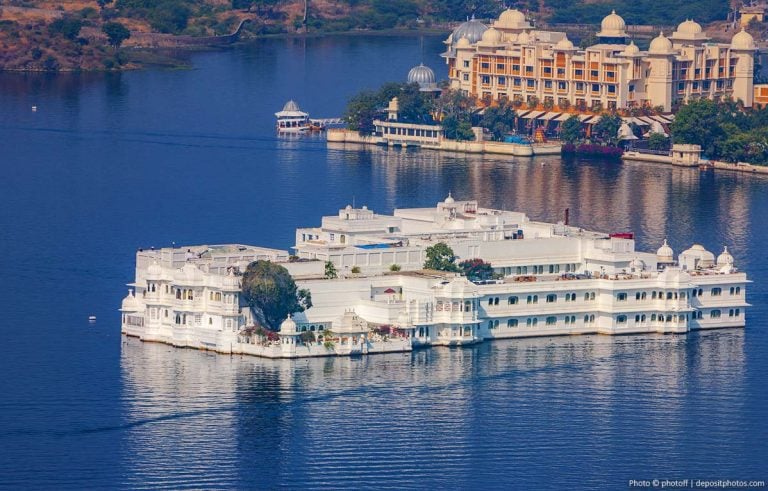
<box><xmin>731</xmin><ymin>28</ymin><xmax>755</xmax><ymax>50</ymax></box>
<box><xmin>649</xmin><ymin>31</ymin><xmax>673</xmax><ymax>54</ymax></box>
<box><xmin>121</xmin><ymin>289</ymin><xmax>141</xmax><ymax>312</ymax></box>
<box><xmin>481</xmin><ymin>27</ymin><xmax>502</xmax><ymax>44</ymax></box>
<box><xmin>282</xmin><ymin>100</ymin><xmax>301</xmax><ymax>112</ymax></box>
<box><xmin>630</xmin><ymin>257</ymin><xmax>645</xmax><ymax>271</ymax></box>
<box><xmin>455</xmin><ymin>36</ymin><xmax>471</xmax><ymax>48</ymax></box>
<box><xmin>440</xmin><ymin>276</ymin><xmax>479</xmax><ymax>297</ymax></box>
<box><xmin>451</xmin><ymin>17</ymin><xmax>488</xmax><ymax>45</ymax></box>
<box><xmin>657</xmin><ymin>239</ymin><xmax>674</xmax><ymax>262</ymax></box>
<box><xmin>280</xmin><ymin>314</ymin><xmax>297</xmax><ymax>334</ymax></box>
<box><xmin>555</xmin><ymin>36</ymin><xmax>574</xmax><ymax>50</ymax></box>
<box><xmin>717</xmin><ymin>246</ymin><xmax>734</xmax><ymax>266</ymax></box>
<box><xmin>496</xmin><ymin>9</ymin><xmax>530</xmax><ymax>29</ymax></box>
<box><xmin>622</xmin><ymin>41</ymin><xmax>640</xmax><ymax>56</ymax></box>
<box><xmin>598</xmin><ymin>10</ymin><xmax>627</xmax><ymax>38</ymax></box>
<box><xmin>681</xmin><ymin>244</ymin><xmax>716</xmax><ymax>268</ymax></box>
<box><xmin>444</xmin><ymin>192</ymin><xmax>455</xmax><ymax>204</ymax></box>
<box><xmin>177</xmin><ymin>263</ymin><xmax>204</xmax><ymax>284</ymax></box>
<box><xmin>677</xmin><ymin>19</ymin><xmax>702</xmax><ymax>35</ymax></box>
<box><xmin>146</xmin><ymin>261</ymin><xmax>163</xmax><ymax>279</ymax></box>
<box><xmin>408</xmin><ymin>63</ymin><xmax>436</xmax><ymax>86</ymax></box>
<box><xmin>517</xmin><ymin>31</ymin><xmax>531</xmax><ymax>44</ymax></box>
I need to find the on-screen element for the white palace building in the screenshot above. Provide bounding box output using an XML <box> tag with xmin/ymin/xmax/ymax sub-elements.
<box><xmin>122</xmin><ymin>196</ymin><xmax>749</xmax><ymax>358</ymax></box>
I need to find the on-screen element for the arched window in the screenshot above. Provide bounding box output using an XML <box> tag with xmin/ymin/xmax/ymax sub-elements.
<box><xmin>736</xmin><ymin>287</ymin><xmax>741</xmax><ymax>295</ymax></box>
<box><xmin>616</xmin><ymin>315</ymin><xmax>627</xmax><ymax>324</ymax></box>
<box><xmin>710</xmin><ymin>309</ymin><xmax>721</xmax><ymax>318</ymax></box>
<box><xmin>508</xmin><ymin>296</ymin><xmax>518</xmax><ymax>305</ymax></box>
<box><xmin>508</xmin><ymin>319</ymin><xmax>518</xmax><ymax>327</ymax></box>
<box><xmin>546</xmin><ymin>316</ymin><xmax>557</xmax><ymax>325</ymax></box>
<box><xmin>546</xmin><ymin>294</ymin><xmax>557</xmax><ymax>303</ymax></box>
<box><xmin>616</xmin><ymin>293</ymin><xmax>627</xmax><ymax>301</ymax></box>
<box><xmin>711</xmin><ymin>288</ymin><xmax>721</xmax><ymax>296</ymax></box>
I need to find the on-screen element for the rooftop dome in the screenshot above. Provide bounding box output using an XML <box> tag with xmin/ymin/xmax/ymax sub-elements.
<box><xmin>622</xmin><ymin>40</ymin><xmax>640</xmax><ymax>56</ymax></box>
<box><xmin>717</xmin><ymin>246</ymin><xmax>734</xmax><ymax>266</ymax></box>
<box><xmin>146</xmin><ymin>261</ymin><xmax>163</xmax><ymax>279</ymax></box>
<box><xmin>279</xmin><ymin>314</ymin><xmax>297</xmax><ymax>334</ymax></box>
<box><xmin>451</xmin><ymin>17</ymin><xmax>488</xmax><ymax>45</ymax></box>
<box><xmin>455</xmin><ymin>36</ymin><xmax>471</xmax><ymax>48</ymax></box>
<box><xmin>680</xmin><ymin>244</ymin><xmax>715</xmax><ymax>269</ymax></box>
<box><xmin>598</xmin><ymin>10</ymin><xmax>627</xmax><ymax>38</ymax></box>
<box><xmin>731</xmin><ymin>28</ymin><xmax>755</xmax><ymax>50</ymax></box>
<box><xmin>444</xmin><ymin>192</ymin><xmax>455</xmax><ymax>204</ymax></box>
<box><xmin>121</xmin><ymin>289</ymin><xmax>141</xmax><ymax>312</ymax></box>
<box><xmin>282</xmin><ymin>100</ymin><xmax>300</xmax><ymax>112</ymax></box>
<box><xmin>555</xmin><ymin>36</ymin><xmax>575</xmax><ymax>50</ymax></box>
<box><xmin>177</xmin><ymin>263</ymin><xmax>204</xmax><ymax>284</ymax></box>
<box><xmin>408</xmin><ymin>63</ymin><xmax>436</xmax><ymax>85</ymax></box>
<box><xmin>630</xmin><ymin>257</ymin><xmax>646</xmax><ymax>271</ymax></box>
<box><xmin>481</xmin><ymin>27</ymin><xmax>502</xmax><ymax>44</ymax></box>
<box><xmin>657</xmin><ymin>239</ymin><xmax>674</xmax><ymax>262</ymax></box>
<box><xmin>676</xmin><ymin>19</ymin><xmax>702</xmax><ymax>36</ymax></box>
<box><xmin>496</xmin><ymin>9</ymin><xmax>530</xmax><ymax>29</ymax></box>
<box><xmin>649</xmin><ymin>31</ymin><xmax>673</xmax><ymax>54</ymax></box>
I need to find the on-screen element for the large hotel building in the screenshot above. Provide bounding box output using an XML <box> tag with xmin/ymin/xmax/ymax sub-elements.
<box><xmin>442</xmin><ymin>10</ymin><xmax>756</xmax><ymax>111</ymax></box>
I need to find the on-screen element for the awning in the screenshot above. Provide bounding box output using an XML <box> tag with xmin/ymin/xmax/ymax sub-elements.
<box><xmin>587</xmin><ymin>115</ymin><xmax>601</xmax><ymax>124</ymax></box>
<box><xmin>637</xmin><ymin>116</ymin><xmax>656</xmax><ymax>125</ymax></box>
<box><xmin>554</xmin><ymin>113</ymin><xmax>574</xmax><ymax>122</ymax></box>
<box><xmin>521</xmin><ymin>111</ymin><xmax>545</xmax><ymax>119</ymax></box>
<box><xmin>539</xmin><ymin>112</ymin><xmax>562</xmax><ymax>121</ymax></box>
<box><xmin>651</xmin><ymin>115</ymin><xmax>673</xmax><ymax>124</ymax></box>
<box><xmin>622</xmin><ymin>116</ymin><xmax>649</xmax><ymax>126</ymax></box>
<box><xmin>578</xmin><ymin>114</ymin><xmax>594</xmax><ymax>122</ymax></box>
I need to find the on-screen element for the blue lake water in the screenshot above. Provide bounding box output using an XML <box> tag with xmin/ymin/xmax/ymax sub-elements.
<box><xmin>0</xmin><ymin>35</ymin><xmax>766</xmax><ymax>489</ymax></box>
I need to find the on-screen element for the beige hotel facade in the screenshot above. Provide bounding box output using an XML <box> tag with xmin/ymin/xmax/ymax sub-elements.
<box><xmin>442</xmin><ymin>10</ymin><xmax>757</xmax><ymax>112</ymax></box>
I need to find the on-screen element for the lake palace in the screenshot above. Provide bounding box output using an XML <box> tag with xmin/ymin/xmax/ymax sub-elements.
<box><xmin>121</xmin><ymin>196</ymin><xmax>748</xmax><ymax>358</ymax></box>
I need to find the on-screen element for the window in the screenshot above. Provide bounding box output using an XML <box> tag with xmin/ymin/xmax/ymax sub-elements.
<box><xmin>463</xmin><ymin>74</ymin><xmax>469</xmax><ymax>81</ymax></box>
<box><xmin>617</xmin><ymin>315</ymin><xmax>627</xmax><ymax>324</ymax></box>
<box><xmin>736</xmin><ymin>287</ymin><xmax>741</xmax><ymax>295</ymax></box>
<box><xmin>508</xmin><ymin>296</ymin><xmax>519</xmax><ymax>305</ymax></box>
<box><xmin>527</xmin><ymin>295</ymin><xmax>538</xmax><ymax>304</ymax></box>
<box><xmin>544</xmin><ymin>80</ymin><xmax>552</xmax><ymax>89</ymax></box>
<box><xmin>543</xmin><ymin>67</ymin><xmax>552</xmax><ymax>74</ymax></box>
<box><xmin>546</xmin><ymin>316</ymin><xmax>557</xmax><ymax>326</ymax></box>
<box><xmin>710</xmin><ymin>309</ymin><xmax>721</xmax><ymax>319</ymax></box>
<box><xmin>666</xmin><ymin>292</ymin><xmax>673</xmax><ymax>300</ymax></box>
<box><xmin>635</xmin><ymin>292</ymin><xmax>641</xmax><ymax>301</ymax></box>
<box><xmin>590</xmin><ymin>70</ymin><xmax>599</xmax><ymax>77</ymax></box>
<box><xmin>585</xmin><ymin>292</ymin><xmax>595</xmax><ymax>301</ymax></box>
<box><xmin>584</xmin><ymin>314</ymin><xmax>595</xmax><ymax>324</ymax></box>
<box><xmin>546</xmin><ymin>294</ymin><xmax>557</xmax><ymax>303</ymax></box>
<box><xmin>514</xmin><ymin>78</ymin><xmax>522</xmax><ymax>87</ymax></box>
<box><xmin>526</xmin><ymin>317</ymin><xmax>538</xmax><ymax>327</ymax></box>
<box><xmin>498</xmin><ymin>76</ymin><xmax>506</xmax><ymax>85</ymax></box>
<box><xmin>652</xmin><ymin>291</ymin><xmax>658</xmax><ymax>300</ymax></box>
<box><xmin>497</xmin><ymin>63</ymin><xmax>505</xmax><ymax>70</ymax></box>
<box><xmin>482</xmin><ymin>76</ymin><xmax>491</xmax><ymax>84</ymax></box>
<box><xmin>607</xmin><ymin>85</ymin><xmax>616</xmax><ymax>94</ymax></box>
<box><xmin>481</xmin><ymin>62</ymin><xmax>490</xmax><ymax>69</ymax></box>
<box><xmin>711</xmin><ymin>288</ymin><xmax>722</xmax><ymax>296</ymax></box>
<box><xmin>564</xmin><ymin>315</ymin><xmax>576</xmax><ymax>325</ymax></box>
<box><xmin>617</xmin><ymin>293</ymin><xmax>627</xmax><ymax>301</ymax></box>
<box><xmin>463</xmin><ymin>60</ymin><xmax>470</xmax><ymax>68</ymax></box>
<box><xmin>508</xmin><ymin>319</ymin><xmax>519</xmax><ymax>328</ymax></box>
<box><xmin>592</xmin><ymin>84</ymin><xmax>600</xmax><ymax>93</ymax></box>
<box><xmin>527</xmin><ymin>79</ymin><xmax>535</xmax><ymax>88</ymax></box>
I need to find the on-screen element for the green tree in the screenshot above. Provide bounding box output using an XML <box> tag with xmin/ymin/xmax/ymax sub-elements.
<box><xmin>671</xmin><ymin>99</ymin><xmax>726</xmax><ymax>158</ymax></box>
<box><xmin>389</xmin><ymin>264</ymin><xmax>401</xmax><ymax>272</ymax></box>
<box><xmin>344</xmin><ymin>90</ymin><xmax>380</xmax><ymax>135</ymax></box>
<box><xmin>560</xmin><ymin>115</ymin><xmax>582</xmax><ymax>144</ymax></box>
<box><xmin>48</xmin><ymin>16</ymin><xmax>83</xmax><ymax>40</ymax></box>
<box><xmin>459</xmin><ymin>258</ymin><xmax>493</xmax><ymax>281</ymax></box>
<box><xmin>592</xmin><ymin>113</ymin><xmax>621</xmax><ymax>145</ymax></box>
<box><xmin>103</xmin><ymin>21</ymin><xmax>131</xmax><ymax>48</ymax></box>
<box><xmin>241</xmin><ymin>260</ymin><xmax>312</xmax><ymax>330</ymax></box>
<box><xmin>647</xmin><ymin>132</ymin><xmax>670</xmax><ymax>151</ymax></box>
<box><xmin>324</xmin><ymin>261</ymin><xmax>338</xmax><ymax>279</ymax></box>
<box><xmin>424</xmin><ymin>242</ymin><xmax>459</xmax><ymax>272</ymax></box>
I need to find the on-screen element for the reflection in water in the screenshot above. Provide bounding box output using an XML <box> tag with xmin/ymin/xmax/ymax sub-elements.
<box><xmin>120</xmin><ymin>329</ymin><xmax>745</xmax><ymax>489</ymax></box>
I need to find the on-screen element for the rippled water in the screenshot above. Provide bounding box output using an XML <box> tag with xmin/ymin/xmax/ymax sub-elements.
<box><xmin>0</xmin><ymin>35</ymin><xmax>766</xmax><ymax>489</ymax></box>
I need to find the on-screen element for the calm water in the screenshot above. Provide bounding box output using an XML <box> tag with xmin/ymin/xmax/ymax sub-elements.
<box><xmin>0</xmin><ymin>35</ymin><xmax>766</xmax><ymax>490</ymax></box>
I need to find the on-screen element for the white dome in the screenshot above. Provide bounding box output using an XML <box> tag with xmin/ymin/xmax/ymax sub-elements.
<box><xmin>444</xmin><ymin>192</ymin><xmax>455</xmax><ymax>204</ymax></box>
<box><xmin>451</xmin><ymin>17</ymin><xmax>488</xmax><ymax>45</ymax></box>
<box><xmin>455</xmin><ymin>36</ymin><xmax>471</xmax><ymax>48</ymax></box>
<box><xmin>681</xmin><ymin>244</ymin><xmax>716</xmax><ymax>268</ymax></box>
<box><xmin>280</xmin><ymin>314</ymin><xmax>297</xmax><ymax>334</ymax></box>
<box><xmin>622</xmin><ymin>41</ymin><xmax>640</xmax><ymax>56</ymax></box>
<box><xmin>555</xmin><ymin>36</ymin><xmax>575</xmax><ymax>50</ymax></box>
<box><xmin>146</xmin><ymin>261</ymin><xmax>163</xmax><ymax>279</ymax></box>
<box><xmin>731</xmin><ymin>28</ymin><xmax>755</xmax><ymax>50</ymax></box>
<box><xmin>630</xmin><ymin>257</ymin><xmax>646</xmax><ymax>271</ymax></box>
<box><xmin>717</xmin><ymin>246</ymin><xmax>734</xmax><ymax>266</ymax></box>
<box><xmin>481</xmin><ymin>27</ymin><xmax>502</xmax><ymax>44</ymax></box>
<box><xmin>677</xmin><ymin>19</ymin><xmax>702</xmax><ymax>35</ymax></box>
<box><xmin>496</xmin><ymin>9</ymin><xmax>529</xmax><ymax>29</ymax></box>
<box><xmin>439</xmin><ymin>276</ymin><xmax>478</xmax><ymax>297</ymax></box>
<box><xmin>517</xmin><ymin>31</ymin><xmax>531</xmax><ymax>44</ymax></box>
<box><xmin>649</xmin><ymin>32</ymin><xmax>673</xmax><ymax>54</ymax></box>
<box><xmin>407</xmin><ymin>64</ymin><xmax>436</xmax><ymax>86</ymax></box>
<box><xmin>657</xmin><ymin>239</ymin><xmax>674</xmax><ymax>262</ymax></box>
<box><xmin>121</xmin><ymin>289</ymin><xmax>141</xmax><ymax>312</ymax></box>
<box><xmin>598</xmin><ymin>10</ymin><xmax>627</xmax><ymax>38</ymax></box>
